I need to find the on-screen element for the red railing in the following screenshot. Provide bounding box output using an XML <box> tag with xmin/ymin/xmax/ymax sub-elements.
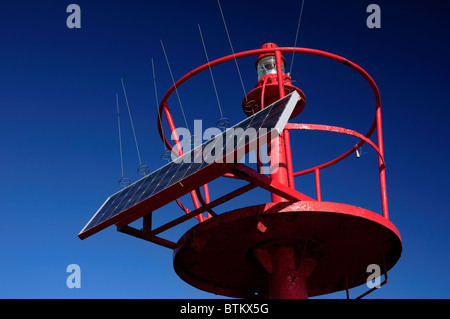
<box><xmin>157</xmin><ymin>47</ymin><xmax>389</xmax><ymax>220</ymax></box>
<box><xmin>286</xmin><ymin>122</ymin><xmax>387</xmax><ymax>218</ymax></box>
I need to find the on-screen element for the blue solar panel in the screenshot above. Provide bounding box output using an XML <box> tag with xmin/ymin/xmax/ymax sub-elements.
<box><xmin>79</xmin><ymin>91</ymin><xmax>300</xmax><ymax>239</ymax></box>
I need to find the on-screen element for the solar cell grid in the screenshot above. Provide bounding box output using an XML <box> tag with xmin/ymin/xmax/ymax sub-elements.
<box><xmin>79</xmin><ymin>91</ymin><xmax>299</xmax><ymax>239</ymax></box>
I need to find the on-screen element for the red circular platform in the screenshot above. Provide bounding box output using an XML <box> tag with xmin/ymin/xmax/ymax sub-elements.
<box><xmin>173</xmin><ymin>201</ymin><xmax>402</xmax><ymax>298</ymax></box>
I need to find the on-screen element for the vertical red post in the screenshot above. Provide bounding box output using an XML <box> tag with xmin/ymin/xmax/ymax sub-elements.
<box><xmin>203</xmin><ymin>184</ymin><xmax>212</xmax><ymax>219</ymax></box>
<box><xmin>164</xmin><ymin>104</ymin><xmax>203</xmax><ymax>221</ymax></box>
<box><xmin>314</xmin><ymin>168</ymin><xmax>321</xmax><ymax>202</ymax></box>
<box><xmin>269</xmin><ymin>244</ymin><xmax>309</xmax><ymax>299</ymax></box>
<box><xmin>269</xmin><ymin>50</ymin><xmax>289</xmax><ymax>202</ymax></box>
<box><xmin>164</xmin><ymin>105</ymin><xmax>183</xmax><ymax>156</ymax></box>
<box><xmin>376</xmin><ymin>106</ymin><xmax>389</xmax><ymax>219</ymax></box>
<box><xmin>284</xmin><ymin>129</ymin><xmax>295</xmax><ymax>189</ymax></box>
<box><xmin>253</xmin><ymin>239</ymin><xmax>320</xmax><ymax>299</ymax></box>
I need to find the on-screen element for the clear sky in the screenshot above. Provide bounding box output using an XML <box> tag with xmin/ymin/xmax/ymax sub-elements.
<box><xmin>0</xmin><ymin>0</ymin><xmax>449</xmax><ymax>299</ymax></box>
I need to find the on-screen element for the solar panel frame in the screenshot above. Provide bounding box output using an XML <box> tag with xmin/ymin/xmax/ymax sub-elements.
<box><xmin>78</xmin><ymin>91</ymin><xmax>300</xmax><ymax>240</ymax></box>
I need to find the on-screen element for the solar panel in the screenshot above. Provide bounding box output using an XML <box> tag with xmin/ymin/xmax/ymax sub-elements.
<box><xmin>78</xmin><ymin>91</ymin><xmax>300</xmax><ymax>239</ymax></box>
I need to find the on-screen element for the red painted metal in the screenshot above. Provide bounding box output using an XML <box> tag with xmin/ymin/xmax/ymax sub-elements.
<box><xmin>146</xmin><ymin>181</ymin><xmax>256</xmax><ymax>239</ymax></box>
<box><xmin>142</xmin><ymin>213</ymin><xmax>152</xmax><ymax>234</ymax></box>
<box><xmin>268</xmin><ymin>50</ymin><xmax>289</xmax><ymax>203</ymax></box>
<box><xmin>156</xmin><ymin>45</ymin><xmax>388</xmax><ymax>218</ymax></box>
<box><xmin>117</xmin><ymin>224</ymin><xmax>177</xmax><ymax>250</ymax></box>
<box><xmin>286</xmin><ymin>122</ymin><xmax>387</xmax><ymax>218</ymax></box>
<box><xmin>285</xmin><ymin>123</ymin><xmax>385</xmax><ymax>167</ymax></box>
<box><xmin>78</xmin><ymin>161</ymin><xmax>236</xmax><ymax>240</ymax></box>
<box><xmin>161</xmin><ymin>101</ymin><xmax>206</xmax><ymax>222</ymax></box>
<box><xmin>162</xmin><ymin>104</ymin><xmax>182</xmax><ymax>156</ymax></box>
<box><xmin>274</xmin><ymin>50</ymin><xmax>285</xmax><ymax>99</ymax></box>
<box><xmin>260</xmin><ymin>76</ymin><xmax>268</xmax><ymax>109</ymax></box>
<box><xmin>243</xmin><ymin>73</ymin><xmax>305</xmax><ymax>118</ymax></box>
<box><xmin>203</xmin><ymin>183</ymin><xmax>212</xmax><ymax>219</ymax></box>
<box><xmin>253</xmin><ymin>239</ymin><xmax>315</xmax><ymax>299</ymax></box>
<box><xmin>283</xmin><ymin>129</ymin><xmax>295</xmax><ymax>189</ymax></box>
<box><xmin>255</xmin><ymin>43</ymin><xmax>286</xmax><ymax>68</ymax></box>
<box><xmin>314</xmin><ymin>168</ymin><xmax>321</xmax><ymax>202</ymax></box>
<box><xmin>195</xmin><ymin>187</ymin><xmax>217</xmax><ymax>217</ymax></box>
<box><xmin>173</xmin><ymin>201</ymin><xmax>401</xmax><ymax>298</ymax></box>
<box><xmin>232</xmin><ymin>163</ymin><xmax>314</xmax><ymax>202</ymax></box>
<box><xmin>112</xmin><ymin>43</ymin><xmax>401</xmax><ymax>298</ymax></box>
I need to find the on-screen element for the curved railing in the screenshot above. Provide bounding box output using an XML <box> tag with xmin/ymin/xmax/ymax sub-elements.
<box><xmin>157</xmin><ymin>47</ymin><xmax>389</xmax><ymax>220</ymax></box>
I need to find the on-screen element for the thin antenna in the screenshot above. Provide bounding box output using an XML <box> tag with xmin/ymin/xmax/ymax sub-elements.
<box><xmin>116</xmin><ymin>93</ymin><xmax>130</xmax><ymax>187</ymax></box>
<box><xmin>120</xmin><ymin>78</ymin><xmax>149</xmax><ymax>175</ymax></box>
<box><xmin>151</xmin><ymin>58</ymin><xmax>165</xmax><ymax>147</ymax></box>
<box><xmin>289</xmin><ymin>0</ymin><xmax>305</xmax><ymax>75</ymax></box>
<box><xmin>116</xmin><ymin>93</ymin><xmax>124</xmax><ymax>177</ymax></box>
<box><xmin>151</xmin><ymin>59</ymin><xmax>160</xmax><ymax>114</ymax></box>
<box><xmin>217</xmin><ymin>0</ymin><xmax>247</xmax><ymax>101</ymax></box>
<box><xmin>152</xmin><ymin>58</ymin><xmax>171</xmax><ymax>162</ymax></box>
<box><xmin>160</xmin><ymin>40</ymin><xmax>190</xmax><ymax>131</ymax></box>
<box><xmin>198</xmin><ymin>24</ymin><xmax>223</xmax><ymax>118</ymax></box>
<box><xmin>198</xmin><ymin>24</ymin><xmax>230</xmax><ymax>131</ymax></box>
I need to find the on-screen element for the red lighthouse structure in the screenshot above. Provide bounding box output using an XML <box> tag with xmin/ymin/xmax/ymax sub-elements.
<box><xmin>79</xmin><ymin>43</ymin><xmax>402</xmax><ymax>299</ymax></box>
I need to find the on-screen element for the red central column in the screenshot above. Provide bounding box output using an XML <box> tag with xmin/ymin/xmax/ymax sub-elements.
<box><xmin>269</xmin><ymin>50</ymin><xmax>289</xmax><ymax>202</ymax></box>
<box><xmin>269</xmin><ymin>244</ymin><xmax>309</xmax><ymax>299</ymax></box>
<box><xmin>253</xmin><ymin>239</ymin><xmax>320</xmax><ymax>299</ymax></box>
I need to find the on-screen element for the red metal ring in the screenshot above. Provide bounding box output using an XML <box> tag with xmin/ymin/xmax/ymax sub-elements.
<box><xmin>156</xmin><ymin>47</ymin><xmax>387</xmax><ymax>217</ymax></box>
<box><xmin>285</xmin><ymin>123</ymin><xmax>385</xmax><ymax>176</ymax></box>
<box><xmin>157</xmin><ymin>47</ymin><xmax>382</xmax><ymax>160</ymax></box>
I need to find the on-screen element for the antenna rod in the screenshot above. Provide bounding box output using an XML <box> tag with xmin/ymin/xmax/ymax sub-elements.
<box><xmin>121</xmin><ymin>78</ymin><xmax>143</xmax><ymax>166</ymax></box>
<box><xmin>289</xmin><ymin>0</ymin><xmax>305</xmax><ymax>75</ymax></box>
<box><xmin>116</xmin><ymin>93</ymin><xmax>125</xmax><ymax>178</ymax></box>
<box><xmin>217</xmin><ymin>0</ymin><xmax>247</xmax><ymax>100</ymax></box>
<box><xmin>160</xmin><ymin>40</ymin><xmax>190</xmax><ymax>131</ymax></box>
<box><xmin>198</xmin><ymin>24</ymin><xmax>223</xmax><ymax>118</ymax></box>
<box><xmin>152</xmin><ymin>58</ymin><xmax>168</xmax><ymax>151</ymax></box>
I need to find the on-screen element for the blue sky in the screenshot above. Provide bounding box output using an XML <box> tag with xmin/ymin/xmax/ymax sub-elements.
<box><xmin>0</xmin><ymin>0</ymin><xmax>449</xmax><ymax>298</ymax></box>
